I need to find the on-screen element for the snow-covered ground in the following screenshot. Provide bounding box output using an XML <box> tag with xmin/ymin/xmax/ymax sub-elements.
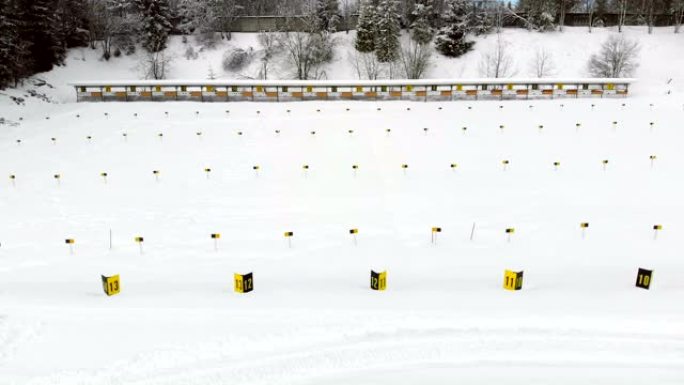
<box><xmin>1</xmin><ymin>25</ymin><xmax>684</xmax><ymax>385</ymax></box>
<box><xmin>1</xmin><ymin>96</ymin><xmax>684</xmax><ymax>384</ymax></box>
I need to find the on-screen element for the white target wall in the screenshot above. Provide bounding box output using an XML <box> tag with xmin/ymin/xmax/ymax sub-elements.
<box><xmin>70</xmin><ymin>78</ymin><xmax>634</xmax><ymax>102</ymax></box>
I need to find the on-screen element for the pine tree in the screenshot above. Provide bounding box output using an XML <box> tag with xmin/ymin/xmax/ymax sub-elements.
<box><xmin>176</xmin><ymin>0</ymin><xmax>202</xmax><ymax>36</ymax></box>
<box><xmin>55</xmin><ymin>0</ymin><xmax>89</xmax><ymax>49</ymax></box>
<box><xmin>355</xmin><ymin>0</ymin><xmax>376</xmax><ymax>52</ymax></box>
<box><xmin>135</xmin><ymin>0</ymin><xmax>173</xmax><ymax>52</ymax></box>
<box><xmin>434</xmin><ymin>0</ymin><xmax>473</xmax><ymax>57</ymax></box>
<box><xmin>518</xmin><ymin>0</ymin><xmax>556</xmax><ymax>31</ymax></box>
<box><xmin>375</xmin><ymin>0</ymin><xmax>400</xmax><ymax>63</ymax></box>
<box><xmin>317</xmin><ymin>0</ymin><xmax>341</xmax><ymax>32</ymax></box>
<box><xmin>467</xmin><ymin>1</ymin><xmax>493</xmax><ymax>35</ymax></box>
<box><xmin>0</xmin><ymin>0</ymin><xmax>20</xmax><ymax>87</ymax></box>
<box><xmin>410</xmin><ymin>0</ymin><xmax>434</xmax><ymax>45</ymax></box>
<box><xmin>16</xmin><ymin>0</ymin><xmax>65</xmax><ymax>73</ymax></box>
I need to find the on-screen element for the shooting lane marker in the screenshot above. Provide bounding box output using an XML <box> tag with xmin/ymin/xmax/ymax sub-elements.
<box><xmin>65</xmin><ymin>238</ymin><xmax>75</xmax><ymax>255</ymax></box>
<box><xmin>211</xmin><ymin>233</ymin><xmax>221</xmax><ymax>251</ymax></box>
<box><xmin>431</xmin><ymin>227</ymin><xmax>442</xmax><ymax>245</ymax></box>
<box><xmin>370</xmin><ymin>270</ymin><xmax>387</xmax><ymax>291</ymax></box>
<box><xmin>580</xmin><ymin>222</ymin><xmax>589</xmax><ymax>239</ymax></box>
<box><xmin>101</xmin><ymin>274</ymin><xmax>120</xmax><ymax>296</ymax></box>
<box><xmin>349</xmin><ymin>228</ymin><xmax>358</xmax><ymax>246</ymax></box>
<box><xmin>653</xmin><ymin>224</ymin><xmax>662</xmax><ymax>240</ymax></box>
<box><xmin>135</xmin><ymin>236</ymin><xmax>144</xmax><ymax>254</ymax></box>
<box><xmin>503</xmin><ymin>270</ymin><xmax>523</xmax><ymax>291</ymax></box>
<box><xmin>505</xmin><ymin>228</ymin><xmax>515</xmax><ymax>242</ymax></box>
<box><xmin>284</xmin><ymin>231</ymin><xmax>294</xmax><ymax>248</ymax></box>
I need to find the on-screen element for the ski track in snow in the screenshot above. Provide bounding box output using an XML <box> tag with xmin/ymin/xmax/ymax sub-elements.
<box><xmin>20</xmin><ymin>318</ymin><xmax>684</xmax><ymax>385</ymax></box>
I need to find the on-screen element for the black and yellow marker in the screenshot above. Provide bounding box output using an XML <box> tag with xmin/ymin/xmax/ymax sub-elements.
<box><xmin>370</xmin><ymin>270</ymin><xmax>387</xmax><ymax>291</ymax></box>
<box><xmin>211</xmin><ymin>233</ymin><xmax>220</xmax><ymax>250</ymax></box>
<box><xmin>431</xmin><ymin>227</ymin><xmax>442</xmax><ymax>244</ymax></box>
<box><xmin>349</xmin><ymin>228</ymin><xmax>358</xmax><ymax>245</ymax></box>
<box><xmin>505</xmin><ymin>228</ymin><xmax>515</xmax><ymax>242</ymax></box>
<box><xmin>653</xmin><ymin>224</ymin><xmax>662</xmax><ymax>240</ymax></box>
<box><xmin>65</xmin><ymin>238</ymin><xmax>75</xmax><ymax>254</ymax></box>
<box><xmin>580</xmin><ymin>222</ymin><xmax>589</xmax><ymax>238</ymax></box>
<box><xmin>135</xmin><ymin>236</ymin><xmax>144</xmax><ymax>254</ymax></box>
<box><xmin>234</xmin><ymin>273</ymin><xmax>253</xmax><ymax>293</ymax></box>
<box><xmin>635</xmin><ymin>268</ymin><xmax>653</xmax><ymax>290</ymax></box>
<box><xmin>102</xmin><ymin>274</ymin><xmax>120</xmax><ymax>296</ymax></box>
<box><xmin>503</xmin><ymin>270</ymin><xmax>523</xmax><ymax>291</ymax></box>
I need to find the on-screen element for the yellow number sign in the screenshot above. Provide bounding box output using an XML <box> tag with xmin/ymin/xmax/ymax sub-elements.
<box><xmin>234</xmin><ymin>273</ymin><xmax>254</xmax><ymax>293</ymax></box>
<box><xmin>503</xmin><ymin>270</ymin><xmax>523</xmax><ymax>291</ymax></box>
<box><xmin>102</xmin><ymin>274</ymin><xmax>120</xmax><ymax>296</ymax></box>
<box><xmin>370</xmin><ymin>270</ymin><xmax>387</xmax><ymax>291</ymax></box>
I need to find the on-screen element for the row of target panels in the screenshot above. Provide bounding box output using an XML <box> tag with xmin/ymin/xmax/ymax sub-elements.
<box><xmin>100</xmin><ymin>268</ymin><xmax>655</xmax><ymax>297</ymax></box>
<box><xmin>72</xmin><ymin>79</ymin><xmax>633</xmax><ymax>102</ymax></box>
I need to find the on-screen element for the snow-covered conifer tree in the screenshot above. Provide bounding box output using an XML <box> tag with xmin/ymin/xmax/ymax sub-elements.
<box><xmin>0</xmin><ymin>0</ymin><xmax>20</xmax><ymax>87</ymax></box>
<box><xmin>16</xmin><ymin>0</ymin><xmax>65</xmax><ymax>73</ymax></box>
<box><xmin>355</xmin><ymin>0</ymin><xmax>377</xmax><ymax>53</ymax></box>
<box><xmin>410</xmin><ymin>0</ymin><xmax>434</xmax><ymax>45</ymax></box>
<box><xmin>135</xmin><ymin>0</ymin><xmax>173</xmax><ymax>52</ymax></box>
<box><xmin>434</xmin><ymin>0</ymin><xmax>473</xmax><ymax>57</ymax></box>
<box><xmin>375</xmin><ymin>0</ymin><xmax>400</xmax><ymax>63</ymax></box>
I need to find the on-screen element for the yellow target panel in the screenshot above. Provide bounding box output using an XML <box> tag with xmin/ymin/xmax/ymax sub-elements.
<box><xmin>101</xmin><ymin>275</ymin><xmax>120</xmax><ymax>296</ymax></box>
<box><xmin>503</xmin><ymin>270</ymin><xmax>523</xmax><ymax>291</ymax></box>
<box><xmin>370</xmin><ymin>270</ymin><xmax>387</xmax><ymax>291</ymax></box>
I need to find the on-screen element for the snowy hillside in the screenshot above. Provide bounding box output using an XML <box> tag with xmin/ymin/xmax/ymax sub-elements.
<box><xmin>1</xmin><ymin>94</ymin><xmax>684</xmax><ymax>383</ymax></box>
<box><xmin>2</xmin><ymin>26</ymin><xmax>683</xmax><ymax>105</ymax></box>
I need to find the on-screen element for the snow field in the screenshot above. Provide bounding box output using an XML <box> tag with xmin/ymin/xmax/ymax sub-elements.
<box><xmin>1</xmin><ymin>96</ymin><xmax>684</xmax><ymax>384</ymax></box>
